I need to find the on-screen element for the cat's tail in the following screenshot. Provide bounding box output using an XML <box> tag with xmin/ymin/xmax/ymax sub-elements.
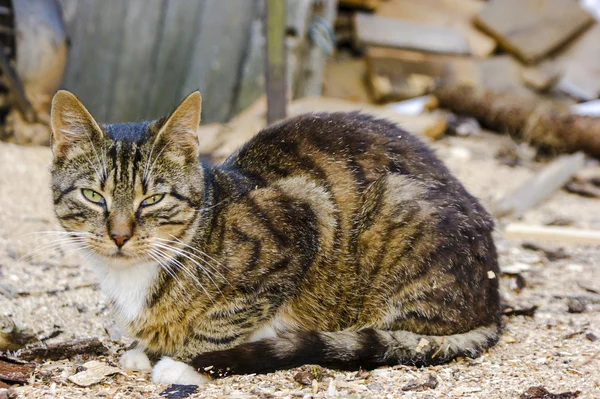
<box><xmin>190</xmin><ymin>324</ymin><xmax>501</xmax><ymax>377</ymax></box>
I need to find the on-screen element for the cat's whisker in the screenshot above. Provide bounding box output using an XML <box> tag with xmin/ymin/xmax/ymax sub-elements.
<box><xmin>155</xmin><ymin>237</ymin><xmax>229</xmax><ymax>281</ymax></box>
<box><xmin>150</xmin><ymin>246</ymin><xmax>214</xmax><ymax>303</ymax></box>
<box><xmin>152</xmin><ymin>242</ymin><xmax>225</xmax><ymax>294</ymax></box>
<box><xmin>18</xmin><ymin>237</ymin><xmax>88</xmax><ymax>262</ymax></box>
<box><xmin>163</xmin><ymin>235</ymin><xmax>229</xmax><ymax>272</ymax></box>
<box><xmin>147</xmin><ymin>249</ymin><xmax>185</xmax><ymax>289</ymax></box>
<box><xmin>20</xmin><ymin>231</ymin><xmax>92</xmax><ymax>237</ymax></box>
<box><xmin>20</xmin><ymin>240</ymin><xmax>88</xmax><ymax>269</ymax></box>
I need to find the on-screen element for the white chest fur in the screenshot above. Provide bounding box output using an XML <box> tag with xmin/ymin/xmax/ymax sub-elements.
<box><xmin>89</xmin><ymin>257</ymin><xmax>160</xmax><ymax>324</ymax></box>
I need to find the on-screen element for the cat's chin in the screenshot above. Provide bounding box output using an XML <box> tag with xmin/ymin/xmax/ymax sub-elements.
<box><xmin>83</xmin><ymin>249</ymin><xmax>149</xmax><ymax>269</ymax></box>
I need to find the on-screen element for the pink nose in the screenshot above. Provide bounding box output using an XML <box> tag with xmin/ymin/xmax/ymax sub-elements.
<box><xmin>111</xmin><ymin>234</ymin><xmax>130</xmax><ymax>248</ymax></box>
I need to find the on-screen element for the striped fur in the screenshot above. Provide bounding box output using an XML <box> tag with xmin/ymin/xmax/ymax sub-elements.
<box><xmin>50</xmin><ymin>91</ymin><xmax>501</xmax><ymax>382</ymax></box>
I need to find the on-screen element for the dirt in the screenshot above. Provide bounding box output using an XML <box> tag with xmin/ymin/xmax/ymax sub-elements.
<box><xmin>0</xmin><ymin>127</ymin><xmax>599</xmax><ymax>398</ymax></box>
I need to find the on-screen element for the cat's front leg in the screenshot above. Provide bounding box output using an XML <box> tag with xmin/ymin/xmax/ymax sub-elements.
<box><xmin>119</xmin><ymin>346</ymin><xmax>152</xmax><ymax>371</ymax></box>
<box><xmin>151</xmin><ymin>357</ymin><xmax>209</xmax><ymax>385</ymax></box>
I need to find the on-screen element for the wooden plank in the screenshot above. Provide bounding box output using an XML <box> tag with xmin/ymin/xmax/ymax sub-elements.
<box><xmin>493</xmin><ymin>152</ymin><xmax>586</xmax><ymax>218</ymax></box>
<box><xmin>354</xmin><ymin>12</ymin><xmax>470</xmax><ymax>55</ymax></box>
<box><xmin>147</xmin><ymin>0</ymin><xmax>206</xmax><ymax>118</ymax></box>
<box><xmin>504</xmin><ymin>223</ymin><xmax>600</xmax><ymax>245</ymax></box>
<box><xmin>231</xmin><ymin>1</ymin><xmax>266</xmax><ymax>116</ymax></box>
<box><xmin>59</xmin><ymin>0</ymin><xmax>129</xmax><ymax>122</ymax></box>
<box><xmin>375</xmin><ymin>0</ymin><xmax>496</xmax><ymax>58</ymax></box>
<box><xmin>475</xmin><ymin>0</ymin><xmax>593</xmax><ymax>64</ymax></box>
<box><xmin>107</xmin><ymin>0</ymin><xmax>163</xmax><ymax>122</ymax></box>
<box><xmin>365</xmin><ymin>47</ymin><xmax>478</xmax><ymax>102</ymax></box>
<box><xmin>181</xmin><ymin>0</ymin><xmax>256</xmax><ymax>123</ymax></box>
<box><xmin>552</xmin><ymin>24</ymin><xmax>600</xmax><ymax>101</ymax></box>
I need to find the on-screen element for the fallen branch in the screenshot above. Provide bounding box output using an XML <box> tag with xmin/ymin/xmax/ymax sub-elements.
<box><xmin>432</xmin><ymin>83</ymin><xmax>600</xmax><ymax>158</ymax></box>
<box><xmin>15</xmin><ymin>338</ymin><xmax>108</xmax><ymax>362</ymax></box>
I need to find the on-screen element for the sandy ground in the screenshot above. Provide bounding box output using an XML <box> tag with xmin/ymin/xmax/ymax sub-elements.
<box><xmin>0</xmin><ymin>128</ymin><xmax>599</xmax><ymax>399</ymax></box>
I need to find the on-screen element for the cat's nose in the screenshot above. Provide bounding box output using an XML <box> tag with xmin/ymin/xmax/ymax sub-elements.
<box><xmin>111</xmin><ymin>233</ymin><xmax>131</xmax><ymax>248</ymax></box>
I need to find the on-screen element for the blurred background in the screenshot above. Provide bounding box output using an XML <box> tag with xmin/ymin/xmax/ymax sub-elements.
<box><xmin>1</xmin><ymin>1</ymin><xmax>600</xmax><ymax>397</ymax></box>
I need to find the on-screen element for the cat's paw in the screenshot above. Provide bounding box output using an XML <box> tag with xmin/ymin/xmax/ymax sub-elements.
<box><xmin>119</xmin><ymin>348</ymin><xmax>152</xmax><ymax>371</ymax></box>
<box><xmin>151</xmin><ymin>357</ymin><xmax>209</xmax><ymax>385</ymax></box>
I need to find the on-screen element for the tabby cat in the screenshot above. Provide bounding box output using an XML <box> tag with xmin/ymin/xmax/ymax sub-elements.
<box><xmin>50</xmin><ymin>90</ymin><xmax>501</xmax><ymax>385</ymax></box>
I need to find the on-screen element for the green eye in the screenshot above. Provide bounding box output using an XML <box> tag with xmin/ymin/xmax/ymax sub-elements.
<box><xmin>141</xmin><ymin>194</ymin><xmax>164</xmax><ymax>207</ymax></box>
<box><xmin>82</xmin><ymin>189</ymin><xmax>104</xmax><ymax>204</ymax></box>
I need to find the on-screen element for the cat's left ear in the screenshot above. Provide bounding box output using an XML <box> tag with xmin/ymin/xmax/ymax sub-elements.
<box><xmin>156</xmin><ymin>91</ymin><xmax>202</xmax><ymax>157</ymax></box>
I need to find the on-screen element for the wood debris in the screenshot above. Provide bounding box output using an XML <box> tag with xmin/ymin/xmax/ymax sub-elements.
<box><xmin>354</xmin><ymin>13</ymin><xmax>470</xmax><ymax>55</ymax></box>
<box><xmin>493</xmin><ymin>152</ymin><xmax>585</xmax><ymax>217</ymax></box>
<box><xmin>67</xmin><ymin>360</ymin><xmax>120</xmax><ymax>387</ymax></box>
<box><xmin>15</xmin><ymin>338</ymin><xmax>108</xmax><ymax>362</ymax></box>
<box><xmin>0</xmin><ymin>358</ymin><xmax>35</xmax><ymax>384</ymax></box>
<box><xmin>475</xmin><ymin>0</ymin><xmax>593</xmax><ymax>64</ymax></box>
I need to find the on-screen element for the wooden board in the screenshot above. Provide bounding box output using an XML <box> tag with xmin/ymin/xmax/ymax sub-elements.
<box><xmin>375</xmin><ymin>0</ymin><xmax>496</xmax><ymax>58</ymax></box>
<box><xmin>58</xmin><ymin>0</ymin><xmax>261</xmax><ymax>123</ymax></box>
<box><xmin>550</xmin><ymin>24</ymin><xmax>600</xmax><ymax>101</ymax></box>
<box><xmin>475</xmin><ymin>0</ymin><xmax>593</xmax><ymax>64</ymax></box>
<box><xmin>354</xmin><ymin>13</ymin><xmax>470</xmax><ymax>55</ymax></box>
<box><xmin>365</xmin><ymin>47</ymin><xmax>479</xmax><ymax>101</ymax></box>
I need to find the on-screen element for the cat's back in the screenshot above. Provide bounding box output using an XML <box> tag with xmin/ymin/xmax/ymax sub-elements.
<box><xmin>223</xmin><ymin>112</ymin><xmax>456</xmax><ymax>192</ymax></box>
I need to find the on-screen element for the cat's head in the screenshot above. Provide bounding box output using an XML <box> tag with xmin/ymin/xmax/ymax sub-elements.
<box><xmin>50</xmin><ymin>90</ymin><xmax>205</xmax><ymax>268</ymax></box>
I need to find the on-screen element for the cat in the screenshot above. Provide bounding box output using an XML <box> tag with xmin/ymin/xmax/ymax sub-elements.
<box><xmin>50</xmin><ymin>90</ymin><xmax>501</xmax><ymax>385</ymax></box>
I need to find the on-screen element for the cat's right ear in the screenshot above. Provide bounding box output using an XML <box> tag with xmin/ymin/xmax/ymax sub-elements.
<box><xmin>50</xmin><ymin>90</ymin><xmax>104</xmax><ymax>157</ymax></box>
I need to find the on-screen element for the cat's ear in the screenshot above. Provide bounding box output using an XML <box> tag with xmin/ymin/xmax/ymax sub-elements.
<box><xmin>50</xmin><ymin>90</ymin><xmax>104</xmax><ymax>156</ymax></box>
<box><xmin>156</xmin><ymin>91</ymin><xmax>202</xmax><ymax>157</ymax></box>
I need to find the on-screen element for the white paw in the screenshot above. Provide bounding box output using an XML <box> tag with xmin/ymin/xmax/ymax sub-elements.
<box><xmin>119</xmin><ymin>348</ymin><xmax>152</xmax><ymax>371</ymax></box>
<box><xmin>151</xmin><ymin>357</ymin><xmax>209</xmax><ymax>385</ymax></box>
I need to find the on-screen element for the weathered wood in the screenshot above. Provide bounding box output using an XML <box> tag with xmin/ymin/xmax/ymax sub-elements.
<box><xmin>232</xmin><ymin>2</ymin><xmax>266</xmax><ymax>116</ymax></box>
<box><xmin>108</xmin><ymin>0</ymin><xmax>163</xmax><ymax>122</ymax></box>
<box><xmin>475</xmin><ymin>0</ymin><xmax>593</xmax><ymax>64</ymax></box>
<box><xmin>181</xmin><ymin>0</ymin><xmax>256</xmax><ymax>124</ymax></box>
<box><xmin>15</xmin><ymin>338</ymin><xmax>108</xmax><ymax>362</ymax></box>
<box><xmin>0</xmin><ymin>359</ymin><xmax>34</xmax><ymax>384</ymax></box>
<box><xmin>493</xmin><ymin>152</ymin><xmax>586</xmax><ymax>217</ymax></box>
<box><xmin>147</xmin><ymin>1</ymin><xmax>206</xmax><ymax>119</ymax></box>
<box><xmin>59</xmin><ymin>0</ymin><xmax>129</xmax><ymax>122</ymax></box>
<box><xmin>265</xmin><ymin>0</ymin><xmax>287</xmax><ymax>124</ymax></box>
<box><xmin>504</xmin><ymin>223</ymin><xmax>600</xmax><ymax>245</ymax></box>
<box><xmin>354</xmin><ymin>13</ymin><xmax>470</xmax><ymax>55</ymax></box>
<box><xmin>375</xmin><ymin>0</ymin><xmax>495</xmax><ymax>58</ymax></box>
<box><xmin>551</xmin><ymin>24</ymin><xmax>600</xmax><ymax>101</ymax></box>
<box><xmin>365</xmin><ymin>47</ymin><xmax>478</xmax><ymax>102</ymax></box>
<box><xmin>432</xmin><ymin>83</ymin><xmax>600</xmax><ymax>158</ymax></box>
<box><xmin>67</xmin><ymin>360</ymin><xmax>120</xmax><ymax>387</ymax></box>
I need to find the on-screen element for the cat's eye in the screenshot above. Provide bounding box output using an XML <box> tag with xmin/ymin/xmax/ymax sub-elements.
<box><xmin>140</xmin><ymin>194</ymin><xmax>164</xmax><ymax>207</ymax></box>
<box><xmin>82</xmin><ymin>189</ymin><xmax>105</xmax><ymax>204</ymax></box>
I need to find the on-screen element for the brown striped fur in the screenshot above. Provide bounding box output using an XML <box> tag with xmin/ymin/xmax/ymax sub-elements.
<box><xmin>50</xmin><ymin>90</ymin><xmax>501</xmax><ymax>380</ymax></box>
